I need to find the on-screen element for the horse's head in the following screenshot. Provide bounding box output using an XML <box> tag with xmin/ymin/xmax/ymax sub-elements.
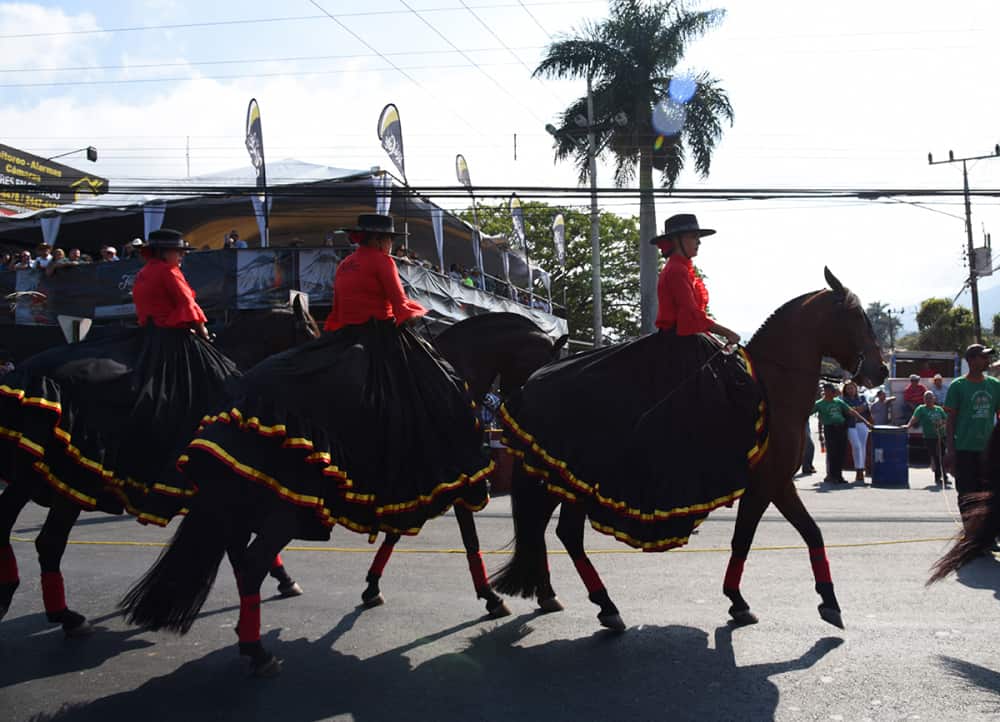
<box><xmin>817</xmin><ymin>267</ymin><xmax>888</xmax><ymax>387</ymax></box>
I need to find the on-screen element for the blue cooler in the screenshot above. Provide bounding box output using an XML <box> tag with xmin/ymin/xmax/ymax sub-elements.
<box><xmin>872</xmin><ymin>425</ymin><xmax>909</xmax><ymax>487</ymax></box>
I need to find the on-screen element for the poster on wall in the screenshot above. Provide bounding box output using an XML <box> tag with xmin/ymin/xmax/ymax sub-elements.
<box><xmin>236</xmin><ymin>248</ymin><xmax>295</xmax><ymax>309</ymax></box>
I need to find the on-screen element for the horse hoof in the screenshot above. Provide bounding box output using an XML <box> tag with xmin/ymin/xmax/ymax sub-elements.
<box><xmin>729</xmin><ymin>609</ymin><xmax>759</xmax><ymax>627</ymax></box>
<box><xmin>361</xmin><ymin>592</ymin><xmax>385</xmax><ymax>609</ymax></box>
<box><xmin>487</xmin><ymin>599</ymin><xmax>512</xmax><ymax>619</ymax></box>
<box><xmin>819</xmin><ymin>605</ymin><xmax>844</xmax><ymax>630</ymax></box>
<box><xmin>64</xmin><ymin>619</ymin><xmax>94</xmax><ymax>638</ymax></box>
<box><xmin>252</xmin><ymin>655</ymin><xmax>283</xmax><ymax>678</ymax></box>
<box><xmin>598</xmin><ymin>612</ymin><xmax>626</xmax><ymax>632</ymax></box>
<box><xmin>277</xmin><ymin>581</ymin><xmax>304</xmax><ymax>598</ymax></box>
<box><xmin>537</xmin><ymin>596</ymin><xmax>564</xmax><ymax>614</ymax></box>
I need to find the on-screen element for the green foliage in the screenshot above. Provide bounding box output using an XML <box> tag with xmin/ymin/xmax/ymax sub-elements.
<box><xmin>914</xmin><ymin>297</ymin><xmax>975</xmax><ymax>352</ymax></box>
<box><xmin>460</xmin><ymin>201</ymin><xmax>641</xmax><ymax>342</ymax></box>
<box><xmin>865</xmin><ymin>301</ymin><xmax>903</xmax><ymax>349</ymax></box>
<box><xmin>992</xmin><ymin>312</ymin><xmax>1000</xmax><ymax>338</ymax></box>
<box><xmin>534</xmin><ymin>0</ymin><xmax>733</xmax><ymax>189</ymax></box>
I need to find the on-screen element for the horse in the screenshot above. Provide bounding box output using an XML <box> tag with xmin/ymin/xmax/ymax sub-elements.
<box><xmin>119</xmin><ymin>312</ymin><xmax>568</xmax><ymax>676</ymax></box>
<box><xmin>490</xmin><ymin>268</ymin><xmax>888</xmax><ymax>632</ymax></box>
<box><xmin>359</xmin><ymin>313</ymin><xmax>569</xmax><ymax>617</ymax></box>
<box><xmin>0</xmin><ymin>298</ymin><xmax>320</xmax><ymax>636</ymax></box>
<box><xmin>928</xmin><ymin>425</ymin><xmax>1000</xmax><ymax>584</ymax></box>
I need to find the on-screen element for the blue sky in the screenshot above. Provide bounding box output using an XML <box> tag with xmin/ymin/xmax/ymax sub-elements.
<box><xmin>1</xmin><ymin>0</ymin><xmax>999</xmax><ymax>336</ymax></box>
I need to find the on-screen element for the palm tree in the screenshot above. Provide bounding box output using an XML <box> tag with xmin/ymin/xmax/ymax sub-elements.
<box><xmin>535</xmin><ymin>0</ymin><xmax>733</xmax><ymax>333</ymax></box>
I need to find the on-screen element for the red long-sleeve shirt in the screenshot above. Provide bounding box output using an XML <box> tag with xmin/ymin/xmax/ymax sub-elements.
<box><xmin>655</xmin><ymin>254</ymin><xmax>712</xmax><ymax>336</ymax></box>
<box><xmin>323</xmin><ymin>245</ymin><xmax>427</xmax><ymax>332</ymax></box>
<box><xmin>132</xmin><ymin>257</ymin><xmax>207</xmax><ymax>328</ymax></box>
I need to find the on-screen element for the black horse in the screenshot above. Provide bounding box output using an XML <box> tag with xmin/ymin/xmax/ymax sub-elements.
<box><xmin>119</xmin><ymin>312</ymin><xmax>568</xmax><ymax>676</ymax></box>
<box><xmin>0</xmin><ymin>299</ymin><xmax>320</xmax><ymax>635</ymax></box>
<box><xmin>359</xmin><ymin>313</ymin><xmax>568</xmax><ymax>617</ymax></box>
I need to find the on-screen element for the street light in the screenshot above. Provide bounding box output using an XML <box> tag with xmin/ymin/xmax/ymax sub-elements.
<box><xmin>545</xmin><ymin>88</ymin><xmax>627</xmax><ymax>347</ymax></box>
<box><xmin>46</xmin><ymin>146</ymin><xmax>98</xmax><ymax>163</ymax></box>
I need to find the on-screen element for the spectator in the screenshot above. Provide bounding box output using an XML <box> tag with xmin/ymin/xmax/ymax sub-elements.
<box><xmin>324</xmin><ymin>232</ymin><xmax>336</xmax><ymax>248</ymax></box>
<box><xmin>902</xmin><ymin>374</ymin><xmax>928</xmax><ymax>421</ymax></box>
<box><xmin>224</xmin><ymin>230</ymin><xmax>247</xmax><ymax>249</ymax></box>
<box><xmin>67</xmin><ymin>248</ymin><xmax>84</xmax><ymax>263</ymax></box>
<box><xmin>461</xmin><ymin>272</ymin><xmax>475</xmax><ymax>288</ymax></box>
<box><xmin>812</xmin><ymin>382</ymin><xmax>870</xmax><ymax>485</ymax></box>
<box><xmin>100</xmin><ymin>246</ymin><xmax>120</xmax><ymax>262</ymax></box>
<box><xmin>842</xmin><ymin>380</ymin><xmax>873</xmax><ymax>483</ymax></box>
<box><xmin>44</xmin><ymin>248</ymin><xmax>69</xmax><ymax>276</ymax></box>
<box><xmin>12</xmin><ymin>250</ymin><xmax>33</xmax><ymax>270</ymax></box>
<box><xmin>944</xmin><ymin>344</ymin><xmax>1000</xmax><ymax>535</ymax></box>
<box><xmin>32</xmin><ymin>243</ymin><xmax>53</xmax><ymax>269</ymax></box>
<box><xmin>908</xmin><ymin>389</ymin><xmax>948</xmax><ymax>487</ymax></box>
<box><xmin>930</xmin><ymin>373</ymin><xmax>949</xmax><ymax>405</ymax></box>
<box><xmin>0</xmin><ymin>252</ymin><xmax>11</xmax><ymax>269</ymax></box>
<box><xmin>869</xmin><ymin>389</ymin><xmax>895</xmax><ymax>425</ymax></box>
<box><xmin>448</xmin><ymin>264</ymin><xmax>463</xmax><ymax>281</ymax></box>
<box><xmin>122</xmin><ymin>238</ymin><xmax>144</xmax><ymax>260</ymax></box>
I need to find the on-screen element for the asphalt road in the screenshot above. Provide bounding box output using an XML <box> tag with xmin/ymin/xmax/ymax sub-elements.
<box><xmin>2</xmin><ymin>463</ymin><xmax>999</xmax><ymax>722</ymax></box>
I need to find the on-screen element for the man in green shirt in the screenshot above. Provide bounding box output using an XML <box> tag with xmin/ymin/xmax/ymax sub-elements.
<box><xmin>908</xmin><ymin>390</ymin><xmax>948</xmax><ymax>486</ymax></box>
<box><xmin>944</xmin><ymin>344</ymin><xmax>1000</xmax><ymax>533</ymax></box>
<box><xmin>813</xmin><ymin>383</ymin><xmax>872</xmax><ymax>484</ymax></box>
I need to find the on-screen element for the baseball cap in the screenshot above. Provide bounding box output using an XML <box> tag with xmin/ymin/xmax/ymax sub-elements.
<box><xmin>130</xmin><ymin>238</ymin><xmax>144</xmax><ymax>246</ymax></box>
<box><xmin>964</xmin><ymin>344</ymin><xmax>993</xmax><ymax>361</ymax></box>
<box><xmin>908</xmin><ymin>374</ymin><xmax>920</xmax><ymax>382</ymax></box>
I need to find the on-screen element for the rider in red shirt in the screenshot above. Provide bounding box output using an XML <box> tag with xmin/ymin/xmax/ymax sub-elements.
<box><xmin>324</xmin><ymin>220</ymin><xmax>426</xmax><ymax>332</ymax></box>
<box><xmin>653</xmin><ymin>213</ymin><xmax>740</xmax><ymax>344</ymax></box>
<box><xmin>132</xmin><ymin>230</ymin><xmax>209</xmax><ymax>337</ymax></box>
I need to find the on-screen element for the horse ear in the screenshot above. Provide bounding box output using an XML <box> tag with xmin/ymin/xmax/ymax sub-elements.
<box><xmin>552</xmin><ymin>334</ymin><xmax>569</xmax><ymax>357</ymax></box>
<box><xmin>824</xmin><ymin>267</ymin><xmax>846</xmax><ymax>299</ymax></box>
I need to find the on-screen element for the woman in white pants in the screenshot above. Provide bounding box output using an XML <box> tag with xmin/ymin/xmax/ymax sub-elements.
<box><xmin>843</xmin><ymin>380</ymin><xmax>873</xmax><ymax>483</ymax></box>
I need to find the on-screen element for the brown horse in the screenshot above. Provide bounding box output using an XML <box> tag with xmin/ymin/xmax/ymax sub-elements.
<box><xmin>491</xmin><ymin>268</ymin><xmax>887</xmax><ymax>631</ymax></box>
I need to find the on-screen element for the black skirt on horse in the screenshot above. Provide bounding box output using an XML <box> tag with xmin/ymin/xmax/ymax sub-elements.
<box><xmin>0</xmin><ymin>326</ymin><xmax>239</xmax><ymax>524</ymax></box>
<box><xmin>500</xmin><ymin>330</ymin><xmax>766</xmax><ymax>551</ymax></box>
<box><xmin>178</xmin><ymin>319</ymin><xmax>492</xmax><ymax>541</ymax></box>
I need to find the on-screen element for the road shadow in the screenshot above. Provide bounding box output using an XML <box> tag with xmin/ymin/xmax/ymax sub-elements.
<box><xmin>24</xmin><ymin>611</ymin><xmax>844</xmax><ymax>722</ymax></box>
<box><xmin>14</xmin><ymin>512</ymin><xmax>134</xmax><ymax>535</ymax></box>
<box><xmin>938</xmin><ymin>655</ymin><xmax>1000</xmax><ymax>707</ymax></box>
<box><xmin>955</xmin><ymin>554</ymin><xmax>1000</xmax><ymax>601</ymax></box>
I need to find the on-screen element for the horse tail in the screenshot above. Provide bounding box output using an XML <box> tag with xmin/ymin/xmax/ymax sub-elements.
<box><xmin>119</xmin><ymin>504</ymin><xmax>231</xmax><ymax>633</ymax></box>
<box><xmin>491</xmin><ymin>465</ymin><xmax>553</xmax><ymax>598</ymax></box>
<box><xmin>929</xmin><ymin>490</ymin><xmax>1000</xmax><ymax>583</ymax></box>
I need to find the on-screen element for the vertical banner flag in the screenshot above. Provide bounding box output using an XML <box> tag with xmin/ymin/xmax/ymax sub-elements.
<box><xmin>143</xmin><ymin>201</ymin><xmax>166</xmax><ymax>240</ymax></box>
<box><xmin>377</xmin><ymin>103</ymin><xmax>406</xmax><ymax>182</ymax></box>
<box><xmin>430</xmin><ymin>207</ymin><xmax>445</xmax><ymax>272</ymax></box>
<box><xmin>245</xmin><ymin>98</ymin><xmax>269</xmax><ymax>247</ymax></box>
<box><xmin>509</xmin><ymin>193</ymin><xmax>526</xmax><ymax>251</ymax></box>
<box><xmin>552</xmin><ymin>213</ymin><xmax>566</xmax><ymax>267</ymax></box>
<box><xmin>456</xmin><ymin>154</ymin><xmax>484</xmax><ymax>287</ymax></box>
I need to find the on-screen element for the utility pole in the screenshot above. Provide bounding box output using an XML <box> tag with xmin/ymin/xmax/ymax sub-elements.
<box><xmin>586</xmin><ymin>73</ymin><xmax>602</xmax><ymax>347</ymax></box>
<box><xmin>885</xmin><ymin>306</ymin><xmax>904</xmax><ymax>351</ymax></box>
<box><xmin>185</xmin><ymin>136</ymin><xmax>191</xmax><ymax>178</ymax></box>
<box><xmin>928</xmin><ymin>145</ymin><xmax>1000</xmax><ymax>343</ymax></box>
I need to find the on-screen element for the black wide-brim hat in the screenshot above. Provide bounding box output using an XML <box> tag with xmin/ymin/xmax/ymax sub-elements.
<box><xmin>340</xmin><ymin>213</ymin><xmax>408</xmax><ymax>237</ymax></box>
<box><xmin>649</xmin><ymin>213</ymin><xmax>716</xmax><ymax>245</ymax></box>
<box><xmin>146</xmin><ymin>228</ymin><xmax>191</xmax><ymax>249</ymax></box>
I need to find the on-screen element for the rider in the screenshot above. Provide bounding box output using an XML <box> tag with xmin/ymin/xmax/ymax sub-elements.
<box><xmin>0</xmin><ymin>228</ymin><xmax>242</xmax><ymax>634</ymax></box>
<box><xmin>177</xmin><ymin>213</ymin><xmax>491</xmax><ymax>670</ymax></box>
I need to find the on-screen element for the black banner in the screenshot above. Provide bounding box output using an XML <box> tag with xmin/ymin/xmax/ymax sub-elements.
<box><xmin>377</xmin><ymin>103</ymin><xmax>406</xmax><ymax>180</ymax></box>
<box><xmin>0</xmin><ymin>143</ymin><xmax>108</xmax><ymax>215</ymax></box>
<box><xmin>245</xmin><ymin>99</ymin><xmax>266</xmax><ymax>191</ymax></box>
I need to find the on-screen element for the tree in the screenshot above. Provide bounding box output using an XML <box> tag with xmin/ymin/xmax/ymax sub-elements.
<box><xmin>462</xmin><ymin>201</ymin><xmax>641</xmax><ymax>342</ymax></box>
<box><xmin>914</xmin><ymin>297</ymin><xmax>975</xmax><ymax>352</ymax></box>
<box><xmin>534</xmin><ymin>0</ymin><xmax>733</xmax><ymax>334</ymax></box>
<box><xmin>866</xmin><ymin>301</ymin><xmax>903</xmax><ymax>349</ymax></box>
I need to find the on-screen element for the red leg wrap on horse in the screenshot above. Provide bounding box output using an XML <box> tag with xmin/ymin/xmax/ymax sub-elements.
<box><xmin>0</xmin><ymin>544</ymin><xmax>17</xmax><ymax>584</ymax></box>
<box><xmin>236</xmin><ymin>594</ymin><xmax>261</xmax><ymax>644</ymax></box>
<box><xmin>809</xmin><ymin>547</ymin><xmax>832</xmax><ymax>584</ymax></box>
<box><xmin>573</xmin><ymin>557</ymin><xmax>604</xmax><ymax>594</ymax></box>
<box><xmin>273</xmin><ymin>554</ymin><xmax>283</xmax><ymax>568</ymax></box>
<box><xmin>369</xmin><ymin>543</ymin><xmax>394</xmax><ymax>577</ymax></box>
<box><xmin>724</xmin><ymin>556</ymin><xmax>746</xmax><ymax>591</ymax></box>
<box><xmin>466</xmin><ymin>551</ymin><xmax>488</xmax><ymax>591</ymax></box>
<box><xmin>41</xmin><ymin>571</ymin><xmax>66</xmax><ymax>613</ymax></box>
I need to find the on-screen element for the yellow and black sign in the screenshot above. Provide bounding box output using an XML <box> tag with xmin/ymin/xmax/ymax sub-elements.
<box><xmin>0</xmin><ymin>143</ymin><xmax>108</xmax><ymax>215</ymax></box>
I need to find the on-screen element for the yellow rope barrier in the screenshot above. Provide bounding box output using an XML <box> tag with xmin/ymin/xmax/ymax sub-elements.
<box><xmin>9</xmin><ymin>535</ymin><xmax>957</xmax><ymax>555</ymax></box>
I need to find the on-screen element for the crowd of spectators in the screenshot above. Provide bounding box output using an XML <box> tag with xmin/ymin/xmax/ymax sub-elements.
<box><xmin>0</xmin><ymin>241</ymin><xmax>148</xmax><ymax>274</ymax></box>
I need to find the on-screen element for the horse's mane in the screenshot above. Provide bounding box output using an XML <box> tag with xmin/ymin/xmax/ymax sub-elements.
<box><xmin>749</xmin><ymin>288</ymin><xmax>861</xmax><ymax>346</ymax></box>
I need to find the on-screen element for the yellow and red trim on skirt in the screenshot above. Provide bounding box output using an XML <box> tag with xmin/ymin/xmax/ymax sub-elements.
<box><xmin>182</xmin><ymin>414</ymin><xmax>494</xmax><ymax>537</ymax></box>
<box><xmin>0</xmin><ymin>383</ymin><xmax>190</xmax><ymax>527</ymax></box>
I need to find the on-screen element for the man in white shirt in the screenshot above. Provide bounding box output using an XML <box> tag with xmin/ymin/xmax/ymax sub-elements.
<box><xmin>32</xmin><ymin>243</ymin><xmax>53</xmax><ymax>269</ymax></box>
<box><xmin>930</xmin><ymin>373</ymin><xmax>949</xmax><ymax>404</ymax></box>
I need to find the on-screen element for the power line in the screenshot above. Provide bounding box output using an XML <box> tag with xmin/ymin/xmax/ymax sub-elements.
<box><xmin>398</xmin><ymin>0</ymin><xmax>547</xmax><ymax>124</ymax></box>
<box><xmin>459</xmin><ymin>1</ymin><xmax>535</xmax><ymax>74</ymax></box>
<box><xmin>517</xmin><ymin>0</ymin><xmax>554</xmax><ymax>39</ymax></box>
<box><xmin>0</xmin><ymin>2</ymin><xmax>600</xmax><ymax>40</ymax></box>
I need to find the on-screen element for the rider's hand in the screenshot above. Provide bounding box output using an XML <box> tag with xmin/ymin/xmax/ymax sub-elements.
<box><xmin>724</xmin><ymin>330</ymin><xmax>740</xmax><ymax>346</ymax></box>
